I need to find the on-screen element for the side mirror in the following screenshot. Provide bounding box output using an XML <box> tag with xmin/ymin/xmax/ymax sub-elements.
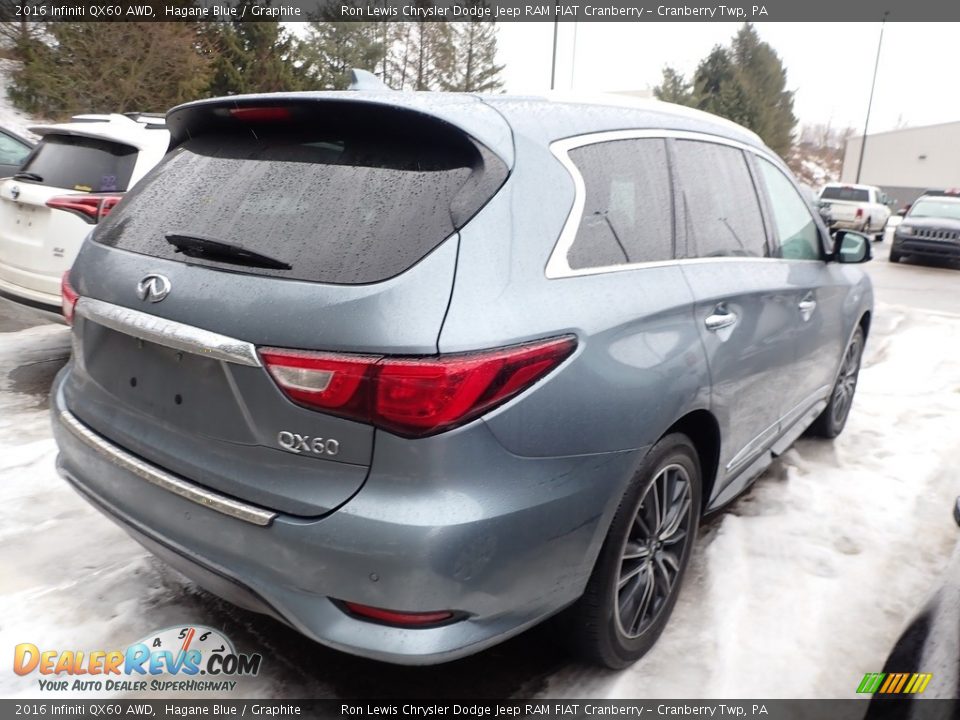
<box><xmin>896</xmin><ymin>208</ymin><xmax>907</xmax><ymax>217</ymax></box>
<box><xmin>833</xmin><ymin>230</ymin><xmax>872</xmax><ymax>264</ymax></box>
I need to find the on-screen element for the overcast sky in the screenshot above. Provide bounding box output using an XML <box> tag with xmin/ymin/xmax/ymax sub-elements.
<box><xmin>497</xmin><ymin>22</ymin><xmax>959</xmax><ymax>135</ymax></box>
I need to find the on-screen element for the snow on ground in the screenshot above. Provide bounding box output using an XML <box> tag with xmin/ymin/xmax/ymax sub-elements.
<box><xmin>0</xmin><ymin>59</ymin><xmax>41</xmax><ymax>140</ymax></box>
<box><xmin>0</xmin><ymin>302</ymin><xmax>958</xmax><ymax>699</ymax></box>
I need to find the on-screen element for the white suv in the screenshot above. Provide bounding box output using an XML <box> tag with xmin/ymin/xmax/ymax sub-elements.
<box><xmin>0</xmin><ymin>113</ymin><xmax>169</xmax><ymax>318</ymax></box>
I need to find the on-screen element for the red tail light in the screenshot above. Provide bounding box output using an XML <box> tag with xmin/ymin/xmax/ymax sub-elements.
<box><xmin>341</xmin><ymin>602</ymin><xmax>454</xmax><ymax>627</ymax></box>
<box><xmin>46</xmin><ymin>194</ymin><xmax>122</xmax><ymax>224</ymax></box>
<box><xmin>61</xmin><ymin>271</ymin><xmax>79</xmax><ymax>325</ymax></box>
<box><xmin>855</xmin><ymin>208</ymin><xmax>864</xmax><ymax>219</ymax></box>
<box><xmin>260</xmin><ymin>335</ymin><xmax>577</xmax><ymax>438</ymax></box>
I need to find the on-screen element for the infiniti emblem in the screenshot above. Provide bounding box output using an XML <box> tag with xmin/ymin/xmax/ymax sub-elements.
<box><xmin>136</xmin><ymin>274</ymin><xmax>171</xmax><ymax>303</ymax></box>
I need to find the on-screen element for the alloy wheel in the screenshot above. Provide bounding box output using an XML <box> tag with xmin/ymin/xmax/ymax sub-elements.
<box><xmin>831</xmin><ymin>334</ymin><xmax>863</xmax><ymax>427</ymax></box>
<box><xmin>614</xmin><ymin>463</ymin><xmax>693</xmax><ymax>639</ymax></box>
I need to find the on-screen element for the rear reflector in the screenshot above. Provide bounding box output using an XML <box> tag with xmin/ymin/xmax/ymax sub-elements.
<box><xmin>47</xmin><ymin>194</ymin><xmax>122</xmax><ymax>224</ymax></box>
<box><xmin>61</xmin><ymin>271</ymin><xmax>78</xmax><ymax>325</ymax></box>
<box><xmin>341</xmin><ymin>602</ymin><xmax>454</xmax><ymax>627</ymax></box>
<box><xmin>260</xmin><ymin>335</ymin><xmax>576</xmax><ymax>438</ymax></box>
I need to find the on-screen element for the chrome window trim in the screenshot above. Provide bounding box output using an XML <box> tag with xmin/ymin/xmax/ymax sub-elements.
<box><xmin>75</xmin><ymin>297</ymin><xmax>262</xmax><ymax>367</ymax></box>
<box><xmin>60</xmin><ymin>409</ymin><xmax>277</xmax><ymax>527</ymax></box>
<box><xmin>545</xmin><ymin>129</ymin><xmax>796</xmax><ymax>279</ymax></box>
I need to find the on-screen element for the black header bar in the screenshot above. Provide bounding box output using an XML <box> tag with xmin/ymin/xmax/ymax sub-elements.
<box><xmin>0</xmin><ymin>0</ymin><xmax>957</xmax><ymax>23</ymax></box>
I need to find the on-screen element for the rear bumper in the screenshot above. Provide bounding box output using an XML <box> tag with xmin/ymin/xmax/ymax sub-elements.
<box><xmin>0</xmin><ymin>259</ymin><xmax>62</xmax><ymax>306</ymax></box>
<box><xmin>830</xmin><ymin>219</ymin><xmax>865</xmax><ymax>231</ymax></box>
<box><xmin>0</xmin><ymin>276</ymin><xmax>63</xmax><ymax>320</ymax></box>
<box><xmin>893</xmin><ymin>237</ymin><xmax>960</xmax><ymax>260</ymax></box>
<box><xmin>52</xmin><ymin>367</ymin><xmax>638</xmax><ymax>664</ymax></box>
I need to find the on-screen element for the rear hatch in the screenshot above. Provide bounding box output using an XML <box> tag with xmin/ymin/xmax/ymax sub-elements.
<box><xmin>0</xmin><ymin>133</ymin><xmax>138</xmax><ymax>298</ymax></box>
<box><xmin>63</xmin><ymin>97</ymin><xmax>511</xmax><ymax>517</ymax></box>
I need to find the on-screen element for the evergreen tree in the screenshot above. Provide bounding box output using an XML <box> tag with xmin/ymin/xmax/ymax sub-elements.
<box><xmin>692</xmin><ymin>46</ymin><xmax>752</xmax><ymax>128</ymax></box>
<box><xmin>8</xmin><ymin>22</ymin><xmax>211</xmax><ymax>118</ymax></box>
<box><xmin>731</xmin><ymin>23</ymin><xmax>796</xmax><ymax>156</ymax></box>
<box><xmin>653</xmin><ymin>66</ymin><xmax>694</xmax><ymax>106</ymax></box>
<box><xmin>435</xmin><ymin>21</ymin><xmax>504</xmax><ymax>93</ymax></box>
<box><xmin>651</xmin><ymin>24</ymin><xmax>797</xmax><ymax>159</ymax></box>
<box><xmin>302</xmin><ymin>21</ymin><xmax>385</xmax><ymax>89</ymax></box>
<box><xmin>203</xmin><ymin>4</ymin><xmax>312</xmax><ymax>95</ymax></box>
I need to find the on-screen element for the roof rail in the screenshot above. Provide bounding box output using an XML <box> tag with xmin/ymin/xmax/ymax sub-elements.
<box><xmin>347</xmin><ymin>69</ymin><xmax>392</xmax><ymax>92</ymax></box>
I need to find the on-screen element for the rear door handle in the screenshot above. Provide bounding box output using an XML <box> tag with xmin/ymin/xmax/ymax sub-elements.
<box><xmin>798</xmin><ymin>294</ymin><xmax>817</xmax><ymax>321</ymax></box>
<box><xmin>705</xmin><ymin>306</ymin><xmax>738</xmax><ymax>332</ymax></box>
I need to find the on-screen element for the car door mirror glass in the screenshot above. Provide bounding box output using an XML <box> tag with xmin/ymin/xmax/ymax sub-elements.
<box><xmin>834</xmin><ymin>231</ymin><xmax>872</xmax><ymax>263</ymax></box>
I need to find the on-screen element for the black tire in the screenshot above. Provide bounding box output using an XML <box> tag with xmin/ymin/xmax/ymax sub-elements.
<box><xmin>566</xmin><ymin>433</ymin><xmax>702</xmax><ymax>669</ymax></box>
<box><xmin>873</xmin><ymin>233</ymin><xmax>884</xmax><ymax>243</ymax></box>
<box><xmin>810</xmin><ymin>327</ymin><xmax>864</xmax><ymax>438</ymax></box>
<box><xmin>889</xmin><ymin>248</ymin><xmax>902</xmax><ymax>263</ymax></box>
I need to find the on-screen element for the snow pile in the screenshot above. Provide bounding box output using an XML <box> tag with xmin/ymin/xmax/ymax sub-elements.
<box><xmin>801</xmin><ymin>157</ymin><xmax>830</xmax><ymax>186</ymax></box>
<box><xmin>788</xmin><ymin>144</ymin><xmax>842</xmax><ymax>190</ymax></box>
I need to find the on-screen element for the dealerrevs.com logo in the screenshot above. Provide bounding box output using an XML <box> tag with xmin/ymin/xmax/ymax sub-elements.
<box><xmin>13</xmin><ymin>625</ymin><xmax>262</xmax><ymax>693</ymax></box>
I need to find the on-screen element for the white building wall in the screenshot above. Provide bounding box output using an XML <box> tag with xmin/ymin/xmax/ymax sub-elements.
<box><xmin>842</xmin><ymin>121</ymin><xmax>960</xmax><ymax>190</ymax></box>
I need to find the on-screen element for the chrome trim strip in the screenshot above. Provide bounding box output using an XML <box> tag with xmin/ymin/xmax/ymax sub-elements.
<box><xmin>75</xmin><ymin>297</ymin><xmax>261</xmax><ymax>367</ymax></box>
<box><xmin>545</xmin><ymin>129</ymin><xmax>786</xmax><ymax>280</ymax></box>
<box><xmin>59</xmin><ymin>409</ymin><xmax>276</xmax><ymax>527</ymax></box>
<box><xmin>725</xmin><ymin>383</ymin><xmax>833</xmax><ymax>473</ymax></box>
<box><xmin>779</xmin><ymin>384</ymin><xmax>832</xmax><ymax>430</ymax></box>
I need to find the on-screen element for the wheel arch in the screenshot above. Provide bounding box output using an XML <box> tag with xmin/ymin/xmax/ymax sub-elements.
<box><xmin>859</xmin><ymin>310</ymin><xmax>872</xmax><ymax>340</ymax></box>
<box><xmin>662</xmin><ymin>410</ymin><xmax>721</xmax><ymax>515</ymax></box>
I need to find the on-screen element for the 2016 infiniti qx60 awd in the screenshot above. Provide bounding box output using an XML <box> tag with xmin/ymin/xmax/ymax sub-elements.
<box><xmin>52</xmin><ymin>86</ymin><xmax>873</xmax><ymax>668</ymax></box>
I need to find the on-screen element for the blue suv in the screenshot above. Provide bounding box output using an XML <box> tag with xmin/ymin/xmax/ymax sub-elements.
<box><xmin>51</xmin><ymin>91</ymin><xmax>873</xmax><ymax>668</ymax></box>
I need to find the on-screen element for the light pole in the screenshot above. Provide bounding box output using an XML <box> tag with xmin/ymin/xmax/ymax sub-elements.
<box><xmin>550</xmin><ymin>17</ymin><xmax>559</xmax><ymax>90</ymax></box>
<box><xmin>856</xmin><ymin>11</ymin><xmax>890</xmax><ymax>184</ymax></box>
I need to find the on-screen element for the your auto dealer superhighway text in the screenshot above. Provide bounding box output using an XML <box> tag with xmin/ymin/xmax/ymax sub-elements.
<box><xmin>341</xmin><ymin>705</ymin><xmax>766</xmax><ymax>717</ymax></box>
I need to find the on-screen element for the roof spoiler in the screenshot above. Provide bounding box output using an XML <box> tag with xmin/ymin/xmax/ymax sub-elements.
<box><xmin>347</xmin><ymin>69</ymin><xmax>392</xmax><ymax>92</ymax></box>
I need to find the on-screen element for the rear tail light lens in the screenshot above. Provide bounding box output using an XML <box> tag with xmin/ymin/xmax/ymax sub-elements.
<box><xmin>260</xmin><ymin>335</ymin><xmax>576</xmax><ymax>438</ymax></box>
<box><xmin>341</xmin><ymin>602</ymin><xmax>455</xmax><ymax>627</ymax></box>
<box><xmin>855</xmin><ymin>208</ymin><xmax>864</xmax><ymax>219</ymax></box>
<box><xmin>61</xmin><ymin>271</ymin><xmax>78</xmax><ymax>325</ymax></box>
<box><xmin>46</xmin><ymin>194</ymin><xmax>122</xmax><ymax>224</ymax></box>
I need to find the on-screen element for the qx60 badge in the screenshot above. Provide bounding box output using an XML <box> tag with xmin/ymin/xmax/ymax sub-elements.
<box><xmin>277</xmin><ymin>432</ymin><xmax>340</xmax><ymax>457</ymax></box>
<box><xmin>137</xmin><ymin>273</ymin><xmax>171</xmax><ymax>303</ymax></box>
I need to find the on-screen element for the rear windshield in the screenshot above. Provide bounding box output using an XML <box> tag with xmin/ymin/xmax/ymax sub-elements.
<box><xmin>19</xmin><ymin>134</ymin><xmax>137</xmax><ymax>192</ymax></box>
<box><xmin>93</xmin><ymin>120</ymin><xmax>507</xmax><ymax>285</ymax></box>
<box><xmin>909</xmin><ymin>199</ymin><xmax>960</xmax><ymax>221</ymax></box>
<box><xmin>820</xmin><ymin>186</ymin><xmax>869</xmax><ymax>203</ymax></box>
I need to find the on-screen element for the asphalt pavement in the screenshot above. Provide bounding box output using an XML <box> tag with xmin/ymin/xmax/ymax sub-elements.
<box><xmin>868</xmin><ymin>233</ymin><xmax>960</xmax><ymax>315</ymax></box>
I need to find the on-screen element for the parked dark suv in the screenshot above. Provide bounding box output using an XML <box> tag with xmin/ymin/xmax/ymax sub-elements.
<box><xmin>52</xmin><ymin>91</ymin><xmax>874</xmax><ymax>668</ymax></box>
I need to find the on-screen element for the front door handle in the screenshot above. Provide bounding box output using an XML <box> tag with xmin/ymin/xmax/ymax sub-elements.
<box><xmin>705</xmin><ymin>306</ymin><xmax>739</xmax><ymax>332</ymax></box>
<box><xmin>798</xmin><ymin>294</ymin><xmax>817</xmax><ymax>321</ymax></box>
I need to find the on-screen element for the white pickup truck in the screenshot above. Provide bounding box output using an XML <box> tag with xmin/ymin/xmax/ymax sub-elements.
<box><xmin>818</xmin><ymin>183</ymin><xmax>893</xmax><ymax>241</ymax></box>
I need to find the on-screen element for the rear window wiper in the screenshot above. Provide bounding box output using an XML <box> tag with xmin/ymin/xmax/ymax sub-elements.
<box><xmin>13</xmin><ymin>171</ymin><xmax>43</xmax><ymax>182</ymax></box>
<box><xmin>165</xmin><ymin>233</ymin><xmax>292</xmax><ymax>271</ymax></box>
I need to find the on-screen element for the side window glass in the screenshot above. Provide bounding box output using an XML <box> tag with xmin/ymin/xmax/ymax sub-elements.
<box><xmin>566</xmin><ymin>138</ymin><xmax>674</xmax><ymax>270</ymax></box>
<box><xmin>0</xmin><ymin>133</ymin><xmax>30</xmax><ymax>167</ymax></box>
<box><xmin>673</xmin><ymin>140</ymin><xmax>767</xmax><ymax>258</ymax></box>
<box><xmin>756</xmin><ymin>158</ymin><xmax>822</xmax><ymax>261</ymax></box>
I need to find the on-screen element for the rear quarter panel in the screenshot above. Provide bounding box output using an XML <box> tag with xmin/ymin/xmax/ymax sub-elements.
<box><xmin>439</xmin><ymin>131</ymin><xmax>710</xmax><ymax>459</ymax></box>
